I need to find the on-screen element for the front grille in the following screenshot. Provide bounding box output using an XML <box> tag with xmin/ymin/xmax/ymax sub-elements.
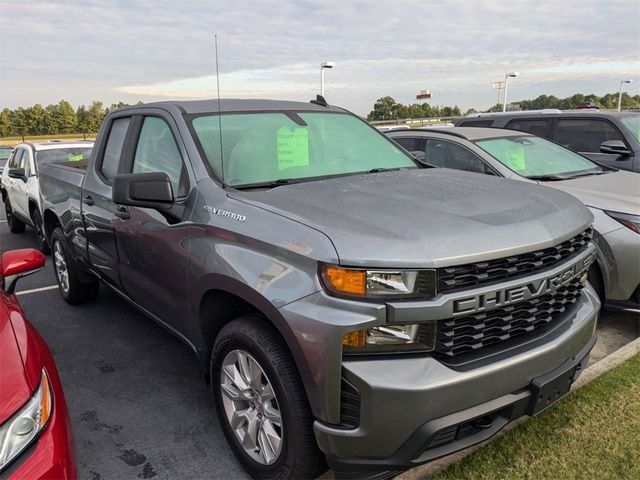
<box><xmin>438</xmin><ymin>228</ymin><xmax>592</xmax><ymax>293</ymax></box>
<box><xmin>435</xmin><ymin>278</ymin><xmax>584</xmax><ymax>357</ymax></box>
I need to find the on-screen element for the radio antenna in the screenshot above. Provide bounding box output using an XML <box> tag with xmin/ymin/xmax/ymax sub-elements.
<box><xmin>214</xmin><ymin>34</ymin><xmax>226</xmax><ymax>188</ymax></box>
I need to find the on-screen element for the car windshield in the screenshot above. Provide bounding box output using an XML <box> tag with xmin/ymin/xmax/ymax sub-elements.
<box><xmin>0</xmin><ymin>147</ymin><xmax>12</xmax><ymax>161</ymax></box>
<box><xmin>621</xmin><ymin>115</ymin><xmax>640</xmax><ymax>143</ymax></box>
<box><xmin>191</xmin><ymin>111</ymin><xmax>417</xmax><ymax>187</ymax></box>
<box><xmin>35</xmin><ymin>147</ymin><xmax>92</xmax><ymax>165</ymax></box>
<box><xmin>475</xmin><ymin>135</ymin><xmax>604</xmax><ymax>179</ymax></box>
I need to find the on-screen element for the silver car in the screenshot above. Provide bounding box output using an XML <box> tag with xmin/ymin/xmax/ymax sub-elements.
<box><xmin>388</xmin><ymin>127</ymin><xmax>640</xmax><ymax>312</ymax></box>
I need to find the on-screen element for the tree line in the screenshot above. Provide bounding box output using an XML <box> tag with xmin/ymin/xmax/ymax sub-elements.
<box><xmin>0</xmin><ymin>100</ymin><xmax>140</xmax><ymax>138</ymax></box>
<box><xmin>367</xmin><ymin>91</ymin><xmax>640</xmax><ymax>121</ymax></box>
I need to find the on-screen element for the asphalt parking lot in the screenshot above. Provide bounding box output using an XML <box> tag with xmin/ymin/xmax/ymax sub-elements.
<box><xmin>1</xmin><ymin>220</ymin><xmax>638</xmax><ymax>479</ymax></box>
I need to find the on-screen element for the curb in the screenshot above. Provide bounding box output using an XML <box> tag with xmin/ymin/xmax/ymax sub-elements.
<box><xmin>395</xmin><ymin>335</ymin><xmax>640</xmax><ymax>480</ymax></box>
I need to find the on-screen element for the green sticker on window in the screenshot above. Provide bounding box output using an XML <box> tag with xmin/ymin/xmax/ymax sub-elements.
<box><xmin>503</xmin><ymin>144</ymin><xmax>525</xmax><ymax>171</ymax></box>
<box><xmin>277</xmin><ymin>126</ymin><xmax>309</xmax><ymax>170</ymax></box>
<box><xmin>67</xmin><ymin>153</ymin><xmax>84</xmax><ymax>162</ymax></box>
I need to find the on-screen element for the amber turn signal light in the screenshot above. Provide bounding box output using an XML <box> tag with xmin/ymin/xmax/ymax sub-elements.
<box><xmin>324</xmin><ymin>266</ymin><xmax>366</xmax><ymax>296</ymax></box>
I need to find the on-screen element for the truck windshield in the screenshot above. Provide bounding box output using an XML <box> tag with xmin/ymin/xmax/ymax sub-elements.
<box><xmin>475</xmin><ymin>135</ymin><xmax>605</xmax><ymax>180</ymax></box>
<box><xmin>621</xmin><ymin>115</ymin><xmax>640</xmax><ymax>143</ymax></box>
<box><xmin>36</xmin><ymin>147</ymin><xmax>93</xmax><ymax>165</ymax></box>
<box><xmin>191</xmin><ymin>111</ymin><xmax>417</xmax><ymax>187</ymax></box>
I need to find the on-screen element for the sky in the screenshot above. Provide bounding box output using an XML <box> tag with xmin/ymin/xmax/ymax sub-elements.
<box><xmin>1</xmin><ymin>0</ymin><xmax>639</xmax><ymax>116</ymax></box>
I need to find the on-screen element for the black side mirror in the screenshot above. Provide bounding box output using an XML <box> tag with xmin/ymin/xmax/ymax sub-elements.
<box><xmin>112</xmin><ymin>172</ymin><xmax>174</xmax><ymax>209</ymax></box>
<box><xmin>8</xmin><ymin>168</ymin><xmax>27</xmax><ymax>181</ymax></box>
<box><xmin>600</xmin><ymin>140</ymin><xmax>631</xmax><ymax>156</ymax></box>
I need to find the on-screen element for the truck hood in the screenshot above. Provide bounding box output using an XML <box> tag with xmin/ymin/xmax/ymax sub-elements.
<box><xmin>231</xmin><ymin>169</ymin><xmax>592</xmax><ymax>267</ymax></box>
<box><xmin>545</xmin><ymin>170</ymin><xmax>640</xmax><ymax>215</ymax></box>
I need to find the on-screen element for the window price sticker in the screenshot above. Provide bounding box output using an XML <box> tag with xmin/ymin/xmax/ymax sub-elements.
<box><xmin>277</xmin><ymin>126</ymin><xmax>309</xmax><ymax>170</ymax></box>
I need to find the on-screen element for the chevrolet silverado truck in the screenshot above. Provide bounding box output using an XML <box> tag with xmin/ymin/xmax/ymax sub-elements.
<box><xmin>38</xmin><ymin>99</ymin><xmax>599</xmax><ymax>479</ymax></box>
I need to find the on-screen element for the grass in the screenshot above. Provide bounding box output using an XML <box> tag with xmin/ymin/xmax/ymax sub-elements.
<box><xmin>0</xmin><ymin>133</ymin><xmax>96</xmax><ymax>147</ymax></box>
<box><xmin>431</xmin><ymin>354</ymin><xmax>640</xmax><ymax>480</ymax></box>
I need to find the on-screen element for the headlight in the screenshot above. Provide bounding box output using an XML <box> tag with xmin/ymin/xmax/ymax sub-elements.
<box><xmin>343</xmin><ymin>322</ymin><xmax>436</xmax><ymax>354</ymax></box>
<box><xmin>320</xmin><ymin>265</ymin><xmax>436</xmax><ymax>298</ymax></box>
<box><xmin>605</xmin><ymin>210</ymin><xmax>640</xmax><ymax>234</ymax></box>
<box><xmin>0</xmin><ymin>369</ymin><xmax>52</xmax><ymax>471</ymax></box>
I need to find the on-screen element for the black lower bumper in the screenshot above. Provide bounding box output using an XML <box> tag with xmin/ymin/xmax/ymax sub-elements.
<box><xmin>329</xmin><ymin>334</ymin><xmax>597</xmax><ymax>480</ymax></box>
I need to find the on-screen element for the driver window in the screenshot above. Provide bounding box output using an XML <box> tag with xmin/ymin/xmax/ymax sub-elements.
<box><xmin>132</xmin><ymin>117</ymin><xmax>186</xmax><ymax>196</ymax></box>
<box><xmin>19</xmin><ymin>149</ymin><xmax>31</xmax><ymax>176</ymax></box>
<box><xmin>425</xmin><ymin>139</ymin><xmax>492</xmax><ymax>175</ymax></box>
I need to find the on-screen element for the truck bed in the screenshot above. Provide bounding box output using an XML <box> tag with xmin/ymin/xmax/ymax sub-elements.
<box><xmin>39</xmin><ymin>161</ymin><xmax>86</xmax><ymax>213</ymax></box>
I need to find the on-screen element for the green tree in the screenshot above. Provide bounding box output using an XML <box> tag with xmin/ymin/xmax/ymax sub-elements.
<box><xmin>368</xmin><ymin>96</ymin><xmax>401</xmax><ymax>121</ymax></box>
<box><xmin>0</xmin><ymin>108</ymin><xmax>14</xmax><ymax>137</ymax></box>
<box><xmin>56</xmin><ymin>100</ymin><xmax>78</xmax><ymax>133</ymax></box>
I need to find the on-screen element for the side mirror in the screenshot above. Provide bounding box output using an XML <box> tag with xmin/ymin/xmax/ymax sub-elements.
<box><xmin>1</xmin><ymin>248</ymin><xmax>46</xmax><ymax>293</ymax></box>
<box><xmin>112</xmin><ymin>172</ymin><xmax>174</xmax><ymax>209</ymax></box>
<box><xmin>8</xmin><ymin>168</ymin><xmax>27</xmax><ymax>181</ymax></box>
<box><xmin>600</xmin><ymin>140</ymin><xmax>631</xmax><ymax>156</ymax></box>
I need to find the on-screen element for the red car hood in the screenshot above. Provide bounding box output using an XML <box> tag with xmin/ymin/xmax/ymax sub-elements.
<box><xmin>0</xmin><ymin>300</ymin><xmax>33</xmax><ymax>425</ymax></box>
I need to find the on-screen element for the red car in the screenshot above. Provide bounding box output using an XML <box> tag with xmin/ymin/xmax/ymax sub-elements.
<box><xmin>0</xmin><ymin>249</ymin><xmax>77</xmax><ymax>478</ymax></box>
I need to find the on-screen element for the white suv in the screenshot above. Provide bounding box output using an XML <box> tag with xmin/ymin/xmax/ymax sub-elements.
<box><xmin>1</xmin><ymin>141</ymin><xmax>93</xmax><ymax>252</ymax></box>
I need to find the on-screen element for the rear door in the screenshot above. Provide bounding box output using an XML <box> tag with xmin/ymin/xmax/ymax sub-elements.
<box><xmin>82</xmin><ymin>114</ymin><xmax>135</xmax><ymax>287</ymax></box>
<box><xmin>113</xmin><ymin>112</ymin><xmax>193</xmax><ymax>334</ymax></box>
<box><xmin>552</xmin><ymin>118</ymin><xmax>632</xmax><ymax>170</ymax></box>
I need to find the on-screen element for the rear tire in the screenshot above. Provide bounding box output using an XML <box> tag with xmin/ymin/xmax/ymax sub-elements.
<box><xmin>5</xmin><ymin>199</ymin><xmax>26</xmax><ymax>233</ymax></box>
<box><xmin>211</xmin><ymin>316</ymin><xmax>326</xmax><ymax>479</ymax></box>
<box><xmin>51</xmin><ymin>227</ymin><xmax>99</xmax><ymax>304</ymax></box>
<box><xmin>32</xmin><ymin>209</ymin><xmax>51</xmax><ymax>254</ymax></box>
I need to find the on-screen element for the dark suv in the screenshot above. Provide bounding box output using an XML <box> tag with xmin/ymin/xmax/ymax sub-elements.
<box><xmin>455</xmin><ymin>110</ymin><xmax>640</xmax><ymax>172</ymax></box>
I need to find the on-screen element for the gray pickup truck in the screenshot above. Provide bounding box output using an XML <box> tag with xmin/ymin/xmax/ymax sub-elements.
<box><xmin>39</xmin><ymin>99</ymin><xmax>599</xmax><ymax>479</ymax></box>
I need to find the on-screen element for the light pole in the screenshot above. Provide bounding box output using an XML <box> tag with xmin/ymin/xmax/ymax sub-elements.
<box><xmin>502</xmin><ymin>72</ymin><xmax>519</xmax><ymax>112</ymax></box>
<box><xmin>618</xmin><ymin>79</ymin><xmax>633</xmax><ymax>111</ymax></box>
<box><xmin>320</xmin><ymin>61</ymin><xmax>335</xmax><ymax>97</ymax></box>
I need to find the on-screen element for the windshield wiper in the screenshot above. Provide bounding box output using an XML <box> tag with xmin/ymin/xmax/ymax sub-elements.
<box><xmin>233</xmin><ymin>178</ymin><xmax>296</xmax><ymax>190</ymax></box>
<box><xmin>525</xmin><ymin>174</ymin><xmax>567</xmax><ymax>181</ymax></box>
<box><xmin>367</xmin><ymin>167</ymin><xmax>406</xmax><ymax>174</ymax></box>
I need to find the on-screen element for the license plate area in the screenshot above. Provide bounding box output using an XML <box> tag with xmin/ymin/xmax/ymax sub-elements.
<box><xmin>528</xmin><ymin>361</ymin><xmax>577</xmax><ymax>416</ymax></box>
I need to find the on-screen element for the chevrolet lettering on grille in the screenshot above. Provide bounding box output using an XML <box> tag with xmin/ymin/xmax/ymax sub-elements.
<box><xmin>452</xmin><ymin>251</ymin><xmax>595</xmax><ymax>317</ymax></box>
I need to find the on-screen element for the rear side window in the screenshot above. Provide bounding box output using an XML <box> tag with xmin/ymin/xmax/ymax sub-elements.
<box><xmin>132</xmin><ymin>117</ymin><xmax>185</xmax><ymax>196</ymax></box>
<box><xmin>101</xmin><ymin>117</ymin><xmax>131</xmax><ymax>181</ymax></box>
<box><xmin>505</xmin><ymin>119</ymin><xmax>550</xmax><ymax>138</ymax></box>
<box><xmin>554</xmin><ymin>119</ymin><xmax>624</xmax><ymax>153</ymax></box>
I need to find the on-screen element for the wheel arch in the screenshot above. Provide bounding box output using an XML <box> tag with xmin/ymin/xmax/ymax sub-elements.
<box><xmin>195</xmin><ymin>277</ymin><xmax>321</xmax><ymax>418</ymax></box>
<box><xmin>42</xmin><ymin>208</ymin><xmax>62</xmax><ymax>243</ymax></box>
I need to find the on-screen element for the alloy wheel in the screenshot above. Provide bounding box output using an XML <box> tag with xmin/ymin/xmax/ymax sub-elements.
<box><xmin>220</xmin><ymin>349</ymin><xmax>284</xmax><ymax>465</ymax></box>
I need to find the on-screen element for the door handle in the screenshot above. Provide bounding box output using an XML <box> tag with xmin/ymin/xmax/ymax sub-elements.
<box><xmin>82</xmin><ymin>195</ymin><xmax>95</xmax><ymax>206</ymax></box>
<box><xmin>114</xmin><ymin>206</ymin><xmax>130</xmax><ymax>220</ymax></box>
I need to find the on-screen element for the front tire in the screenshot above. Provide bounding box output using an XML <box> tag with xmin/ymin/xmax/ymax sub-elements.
<box><xmin>5</xmin><ymin>199</ymin><xmax>26</xmax><ymax>233</ymax></box>
<box><xmin>211</xmin><ymin>316</ymin><xmax>326</xmax><ymax>479</ymax></box>
<box><xmin>51</xmin><ymin>227</ymin><xmax>99</xmax><ymax>304</ymax></box>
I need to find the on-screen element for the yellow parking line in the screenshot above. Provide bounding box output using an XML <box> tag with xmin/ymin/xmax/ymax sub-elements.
<box><xmin>16</xmin><ymin>285</ymin><xmax>59</xmax><ymax>296</ymax></box>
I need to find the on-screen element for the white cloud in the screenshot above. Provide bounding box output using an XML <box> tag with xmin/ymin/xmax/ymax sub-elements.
<box><xmin>1</xmin><ymin>0</ymin><xmax>638</xmax><ymax>113</ymax></box>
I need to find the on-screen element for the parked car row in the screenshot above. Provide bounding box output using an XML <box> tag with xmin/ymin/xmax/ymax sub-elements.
<box><xmin>387</xmin><ymin>126</ymin><xmax>640</xmax><ymax>312</ymax></box>
<box><xmin>455</xmin><ymin>110</ymin><xmax>640</xmax><ymax>172</ymax></box>
<box><xmin>0</xmin><ymin>99</ymin><xmax>637</xmax><ymax>479</ymax></box>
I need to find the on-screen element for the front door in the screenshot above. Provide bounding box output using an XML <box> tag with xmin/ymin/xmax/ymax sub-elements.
<box><xmin>113</xmin><ymin>114</ymin><xmax>193</xmax><ymax>334</ymax></box>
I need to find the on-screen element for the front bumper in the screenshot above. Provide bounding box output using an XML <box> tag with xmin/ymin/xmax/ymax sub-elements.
<box><xmin>313</xmin><ymin>285</ymin><xmax>599</xmax><ymax>476</ymax></box>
